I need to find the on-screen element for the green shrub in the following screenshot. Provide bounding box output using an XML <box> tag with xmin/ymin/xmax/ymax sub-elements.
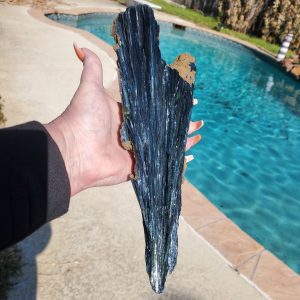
<box><xmin>0</xmin><ymin>95</ymin><xmax>6</xmax><ymax>125</ymax></box>
<box><xmin>0</xmin><ymin>247</ymin><xmax>22</xmax><ymax>300</ymax></box>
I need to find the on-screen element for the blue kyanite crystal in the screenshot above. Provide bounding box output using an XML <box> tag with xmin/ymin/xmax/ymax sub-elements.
<box><xmin>113</xmin><ymin>4</ymin><xmax>196</xmax><ymax>293</ymax></box>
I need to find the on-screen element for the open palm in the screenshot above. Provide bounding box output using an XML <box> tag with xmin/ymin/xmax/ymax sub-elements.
<box><xmin>45</xmin><ymin>46</ymin><xmax>202</xmax><ymax>196</ymax></box>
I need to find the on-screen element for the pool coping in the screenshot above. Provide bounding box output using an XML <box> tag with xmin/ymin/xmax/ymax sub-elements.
<box><xmin>29</xmin><ymin>7</ymin><xmax>300</xmax><ymax>300</ymax></box>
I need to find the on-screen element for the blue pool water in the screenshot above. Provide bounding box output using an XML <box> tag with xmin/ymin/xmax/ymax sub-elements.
<box><xmin>48</xmin><ymin>13</ymin><xmax>300</xmax><ymax>273</ymax></box>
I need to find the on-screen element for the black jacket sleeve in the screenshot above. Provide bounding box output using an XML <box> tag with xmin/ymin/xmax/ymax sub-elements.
<box><xmin>0</xmin><ymin>121</ymin><xmax>70</xmax><ymax>250</ymax></box>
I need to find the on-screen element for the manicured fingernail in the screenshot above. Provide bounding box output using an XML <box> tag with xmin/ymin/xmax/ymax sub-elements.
<box><xmin>73</xmin><ymin>42</ymin><xmax>85</xmax><ymax>62</ymax></box>
<box><xmin>188</xmin><ymin>120</ymin><xmax>204</xmax><ymax>134</ymax></box>
<box><xmin>194</xmin><ymin>120</ymin><xmax>204</xmax><ymax>130</ymax></box>
<box><xmin>193</xmin><ymin>134</ymin><xmax>202</xmax><ymax>145</ymax></box>
<box><xmin>193</xmin><ymin>98</ymin><xmax>198</xmax><ymax>105</ymax></box>
<box><xmin>185</xmin><ymin>155</ymin><xmax>194</xmax><ymax>163</ymax></box>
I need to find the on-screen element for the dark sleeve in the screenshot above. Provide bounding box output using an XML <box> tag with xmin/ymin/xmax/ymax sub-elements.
<box><xmin>0</xmin><ymin>121</ymin><xmax>70</xmax><ymax>250</ymax></box>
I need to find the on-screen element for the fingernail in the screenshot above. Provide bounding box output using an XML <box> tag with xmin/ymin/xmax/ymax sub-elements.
<box><xmin>193</xmin><ymin>135</ymin><xmax>202</xmax><ymax>145</ymax></box>
<box><xmin>193</xmin><ymin>98</ymin><xmax>198</xmax><ymax>105</ymax></box>
<box><xmin>194</xmin><ymin>120</ymin><xmax>204</xmax><ymax>131</ymax></box>
<box><xmin>73</xmin><ymin>42</ymin><xmax>85</xmax><ymax>62</ymax></box>
<box><xmin>185</xmin><ymin>155</ymin><xmax>194</xmax><ymax>163</ymax></box>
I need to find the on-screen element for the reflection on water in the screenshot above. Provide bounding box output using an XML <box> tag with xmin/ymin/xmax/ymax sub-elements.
<box><xmin>269</xmin><ymin>78</ymin><xmax>300</xmax><ymax>114</ymax></box>
<box><xmin>250</xmin><ymin>65</ymin><xmax>300</xmax><ymax>115</ymax></box>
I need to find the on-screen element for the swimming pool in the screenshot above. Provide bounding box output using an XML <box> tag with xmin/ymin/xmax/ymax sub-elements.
<box><xmin>48</xmin><ymin>13</ymin><xmax>300</xmax><ymax>274</ymax></box>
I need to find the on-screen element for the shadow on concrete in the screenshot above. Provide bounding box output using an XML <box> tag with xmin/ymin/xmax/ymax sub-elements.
<box><xmin>8</xmin><ymin>223</ymin><xmax>52</xmax><ymax>300</ymax></box>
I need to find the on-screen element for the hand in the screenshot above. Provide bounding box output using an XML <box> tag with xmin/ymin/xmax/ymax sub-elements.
<box><xmin>45</xmin><ymin>45</ymin><xmax>202</xmax><ymax>196</ymax></box>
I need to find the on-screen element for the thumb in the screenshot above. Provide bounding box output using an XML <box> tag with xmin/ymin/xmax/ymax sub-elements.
<box><xmin>73</xmin><ymin>43</ymin><xmax>104</xmax><ymax>89</ymax></box>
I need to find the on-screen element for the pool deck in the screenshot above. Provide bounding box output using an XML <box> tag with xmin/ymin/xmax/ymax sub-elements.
<box><xmin>1</xmin><ymin>1</ymin><xmax>299</xmax><ymax>299</ymax></box>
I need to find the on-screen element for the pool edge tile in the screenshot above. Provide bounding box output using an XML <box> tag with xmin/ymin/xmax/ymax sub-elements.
<box><xmin>182</xmin><ymin>181</ymin><xmax>300</xmax><ymax>299</ymax></box>
<box><xmin>182</xmin><ymin>181</ymin><xmax>227</xmax><ymax>229</ymax></box>
<box><xmin>252</xmin><ymin>250</ymin><xmax>300</xmax><ymax>300</ymax></box>
<box><xmin>196</xmin><ymin>218</ymin><xmax>264</xmax><ymax>268</ymax></box>
<box><xmin>237</xmin><ymin>250</ymin><xmax>264</xmax><ymax>280</ymax></box>
<box><xmin>182</xmin><ymin>175</ymin><xmax>300</xmax><ymax>300</ymax></box>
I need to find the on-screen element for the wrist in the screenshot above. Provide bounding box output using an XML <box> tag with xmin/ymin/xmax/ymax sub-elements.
<box><xmin>44</xmin><ymin>117</ymin><xmax>81</xmax><ymax>196</ymax></box>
